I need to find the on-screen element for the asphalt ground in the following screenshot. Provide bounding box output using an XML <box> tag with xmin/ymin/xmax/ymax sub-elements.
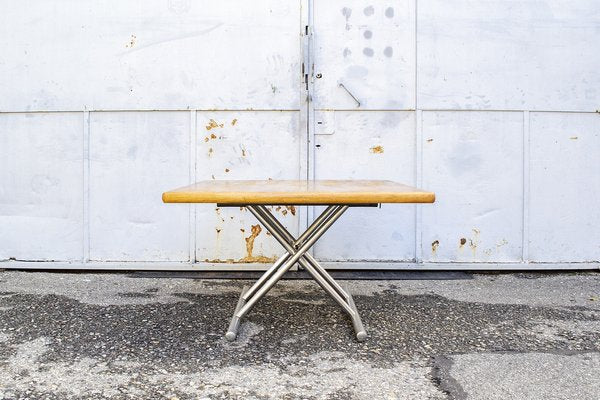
<box><xmin>0</xmin><ymin>270</ymin><xmax>598</xmax><ymax>399</ymax></box>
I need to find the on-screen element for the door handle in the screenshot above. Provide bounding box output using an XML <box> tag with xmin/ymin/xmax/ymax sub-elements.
<box><xmin>338</xmin><ymin>82</ymin><xmax>361</xmax><ymax>108</ymax></box>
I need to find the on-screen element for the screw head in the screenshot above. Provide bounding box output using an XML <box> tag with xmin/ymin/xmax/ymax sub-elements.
<box><xmin>316</xmin><ymin>73</ymin><xmax>322</xmax><ymax>78</ymax></box>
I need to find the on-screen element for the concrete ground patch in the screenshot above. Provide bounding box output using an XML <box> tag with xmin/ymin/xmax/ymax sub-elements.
<box><xmin>0</xmin><ymin>271</ymin><xmax>598</xmax><ymax>399</ymax></box>
<box><xmin>447</xmin><ymin>352</ymin><xmax>600</xmax><ymax>400</ymax></box>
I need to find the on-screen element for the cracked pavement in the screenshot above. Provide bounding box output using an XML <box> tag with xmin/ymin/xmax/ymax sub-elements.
<box><xmin>0</xmin><ymin>271</ymin><xmax>599</xmax><ymax>399</ymax></box>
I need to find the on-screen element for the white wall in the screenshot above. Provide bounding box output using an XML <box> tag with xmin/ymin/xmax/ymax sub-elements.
<box><xmin>1</xmin><ymin>0</ymin><xmax>598</xmax><ymax>269</ymax></box>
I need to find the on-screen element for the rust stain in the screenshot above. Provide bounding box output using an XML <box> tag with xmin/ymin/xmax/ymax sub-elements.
<box><xmin>282</xmin><ymin>209</ymin><xmax>288</xmax><ymax>216</ymax></box>
<box><xmin>204</xmin><ymin>256</ymin><xmax>278</xmax><ymax>264</ymax></box>
<box><xmin>244</xmin><ymin>224</ymin><xmax>262</xmax><ymax>257</ymax></box>
<box><xmin>210</xmin><ymin>133</ymin><xmax>217</xmax><ymax>139</ymax></box>
<box><xmin>215</xmin><ymin>228</ymin><xmax>221</xmax><ymax>234</ymax></box>
<box><xmin>225</xmin><ymin>168</ymin><xmax>230</xmax><ymax>173</ymax></box>
<box><xmin>206</xmin><ymin>119</ymin><xmax>224</xmax><ymax>130</ymax></box>
<box><xmin>237</xmin><ymin>224</ymin><xmax>276</xmax><ymax>263</ymax></box>
<box><xmin>204</xmin><ymin>137</ymin><xmax>209</xmax><ymax>142</ymax></box>
<box><xmin>240</xmin><ymin>228</ymin><xmax>245</xmax><ymax>233</ymax></box>
<box><xmin>241</xmin><ymin>148</ymin><xmax>246</xmax><ymax>157</ymax></box>
<box><xmin>370</xmin><ymin>145</ymin><xmax>384</xmax><ymax>154</ymax></box>
<box><xmin>208</xmin><ymin>147</ymin><xmax>213</xmax><ymax>156</ymax></box>
<box><xmin>231</xmin><ymin>118</ymin><xmax>238</xmax><ymax>126</ymax></box>
<box><xmin>286</xmin><ymin>206</ymin><xmax>297</xmax><ymax>216</ymax></box>
<box><xmin>459</xmin><ymin>238</ymin><xmax>467</xmax><ymax>247</ymax></box>
<box><xmin>431</xmin><ymin>240</ymin><xmax>440</xmax><ymax>254</ymax></box>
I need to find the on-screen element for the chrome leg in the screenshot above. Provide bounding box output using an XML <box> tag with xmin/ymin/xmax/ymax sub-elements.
<box><xmin>242</xmin><ymin>205</ymin><xmax>337</xmax><ymax>301</ymax></box>
<box><xmin>235</xmin><ymin>205</ymin><xmax>348</xmax><ymax>319</ymax></box>
<box><xmin>224</xmin><ymin>204</ymin><xmax>368</xmax><ymax>342</ymax></box>
<box><xmin>225</xmin><ymin>285</ymin><xmax>249</xmax><ymax>341</ymax></box>
<box><xmin>254</xmin><ymin>205</ymin><xmax>350</xmax><ymax>301</ymax></box>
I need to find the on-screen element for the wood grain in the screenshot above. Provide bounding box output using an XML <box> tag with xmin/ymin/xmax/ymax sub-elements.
<box><xmin>162</xmin><ymin>180</ymin><xmax>435</xmax><ymax>205</ymax></box>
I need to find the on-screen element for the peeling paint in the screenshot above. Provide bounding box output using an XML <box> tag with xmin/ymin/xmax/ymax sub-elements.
<box><xmin>370</xmin><ymin>145</ymin><xmax>384</xmax><ymax>154</ymax></box>
<box><xmin>125</xmin><ymin>34</ymin><xmax>136</xmax><ymax>48</ymax></box>
<box><xmin>205</xmin><ymin>119</ymin><xmax>224</xmax><ymax>130</ymax></box>
<box><xmin>431</xmin><ymin>240</ymin><xmax>440</xmax><ymax>254</ymax></box>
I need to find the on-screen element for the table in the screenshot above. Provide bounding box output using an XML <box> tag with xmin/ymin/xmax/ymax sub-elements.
<box><xmin>162</xmin><ymin>180</ymin><xmax>435</xmax><ymax>341</ymax></box>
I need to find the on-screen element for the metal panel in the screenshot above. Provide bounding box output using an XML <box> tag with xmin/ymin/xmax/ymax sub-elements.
<box><xmin>529</xmin><ymin>112</ymin><xmax>600</xmax><ymax>262</ymax></box>
<box><xmin>418</xmin><ymin>0</ymin><xmax>600</xmax><ymax>111</ymax></box>
<box><xmin>421</xmin><ymin>111</ymin><xmax>524</xmax><ymax>262</ymax></box>
<box><xmin>312</xmin><ymin>0</ymin><xmax>416</xmax><ymax>110</ymax></box>
<box><xmin>0</xmin><ymin>0</ymin><xmax>301</xmax><ymax>111</ymax></box>
<box><xmin>195</xmin><ymin>111</ymin><xmax>301</xmax><ymax>263</ymax></box>
<box><xmin>89</xmin><ymin>112</ymin><xmax>190</xmax><ymax>261</ymax></box>
<box><xmin>313</xmin><ymin>111</ymin><xmax>416</xmax><ymax>261</ymax></box>
<box><xmin>0</xmin><ymin>112</ymin><xmax>83</xmax><ymax>261</ymax></box>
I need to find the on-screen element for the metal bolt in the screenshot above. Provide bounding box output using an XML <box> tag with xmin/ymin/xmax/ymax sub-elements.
<box><xmin>316</xmin><ymin>73</ymin><xmax>322</xmax><ymax>78</ymax></box>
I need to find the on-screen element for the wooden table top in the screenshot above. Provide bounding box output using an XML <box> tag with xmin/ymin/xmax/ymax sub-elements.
<box><xmin>162</xmin><ymin>180</ymin><xmax>435</xmax><ymax>205</ymax></box>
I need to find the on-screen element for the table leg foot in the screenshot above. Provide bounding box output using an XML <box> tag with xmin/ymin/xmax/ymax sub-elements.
<box><xmin>225</xmin><ymin>286</ymin><xmax>249</xmax><ymax>341</ymax></box>
<box><xmin>345</xmin><ymin>285</ymin><xmax>367</xmax><ymax>342</ymax></box>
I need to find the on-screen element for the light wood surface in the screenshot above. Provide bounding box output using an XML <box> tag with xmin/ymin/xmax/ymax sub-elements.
<box><xmin>162</xmin><ymin>180</ymin><xmax>435</xmax><ymax>205</ymax></box>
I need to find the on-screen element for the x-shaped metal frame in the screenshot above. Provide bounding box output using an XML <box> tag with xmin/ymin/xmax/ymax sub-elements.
<box><xmin>224</xmin><ymin>204</ymin><xmax>368</xmax><ymax>342</ymax></box>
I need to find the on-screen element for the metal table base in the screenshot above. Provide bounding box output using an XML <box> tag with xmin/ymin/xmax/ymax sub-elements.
<box><xmin>224</xmin><ymin>204</ymin><xmax>368</xmax><ymax>342</ymax></box>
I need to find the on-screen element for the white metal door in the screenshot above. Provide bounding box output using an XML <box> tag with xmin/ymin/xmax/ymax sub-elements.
<box><xmin>309</xmin><ymin>0</ymin><xmax>418</xmax><ymax>263</ymax></box>
<box><xmin>0</xmin><ymin>0</ymin><xmax>305</xmax><ymax>268</ymax></box>
<box><xmin>1</xmin><ymin>0</ymin><xmax>599</xmax><ymax>270</ymax></box>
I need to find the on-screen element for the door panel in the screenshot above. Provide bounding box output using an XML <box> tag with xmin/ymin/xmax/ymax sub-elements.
<box><xmin>421</xmin><ymin>111</ymin><xmax>524</xmax><ymax>262</ymax></box>
<box><xmin>0</xmin><ymin>113</ymin><xmax>83</xmax><ymax>261</ymax></box>
<box><xmin>312</xmin><ymin>0</ymin><xmax>416</xmax><ymax>110</ymax></box>
<box><xmin>0</xmin><ymin>0</ymin><xmax>301</xmax><ymax>111</ymax></box>
<box><xmin>89</xmin><ymin>112</ymin><xmax>190</xmax><ymax>261</ymax></box>
<box><xmin>529</xmin><ymin>112</ymin><xmax>600</xmax><ymax>262</ymax></box>
<box><xmin>418</xmin><ymin>0</ymin><xmax>600</xmax><ymax>111</ymax></box>
<box><xmin>195</xmin><ymin>111</ymin><xmax>301</xmax><ymax>263</ymax></box>
<box><xmin>313</xmin><ymin>111</ymin><xmax>416</xmax><ymax>261</ymax></box>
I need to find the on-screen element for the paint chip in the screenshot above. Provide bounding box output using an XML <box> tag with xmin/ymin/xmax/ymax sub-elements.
<box><xmin>206</xmin><ymin>119</ymin><xmax>224</xmax><ymax>130</ymax></box>
<box><xmin>370</xmin><ymin>145</ymin><xmax>384</xmax><ymax>154</ymax></box>
<box><xmin>125</xmin><ymin>34</ymin><xmax>136</xmax><ymax>48</ymax></box>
